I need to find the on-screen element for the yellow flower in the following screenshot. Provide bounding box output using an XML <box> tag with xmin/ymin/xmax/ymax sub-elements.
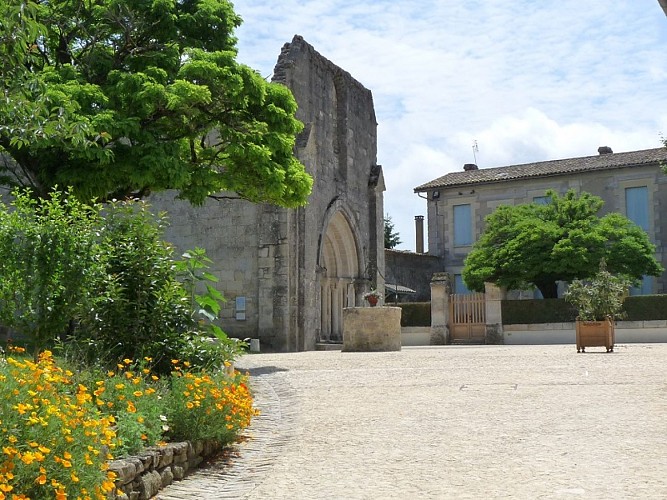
<box><xmin>123</xmin><ymin>359</ymin><xmax>132</xmax><ymax>365</ymax></box>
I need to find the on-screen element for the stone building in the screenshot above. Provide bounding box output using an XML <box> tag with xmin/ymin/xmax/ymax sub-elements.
<box><xmin>150</xmin><ymin>36</ymin><xmax>385</xmax><ymax>351</ymax></box>
<box><xmin>414</xmin><ymin>146</ymin><xmax>667</xmax><ymax>296</ymax></box>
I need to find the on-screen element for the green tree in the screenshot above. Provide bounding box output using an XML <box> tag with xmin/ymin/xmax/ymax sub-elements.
<box><xmin>462</xmin><ymin>189</ymin><xmax>663</xmax><ymax>298</ymax></box>
<box><xmin>0</xmin><ymin>0</ymin><xmax>312</xmax><ymax>206</ymax></box>
<box><xmin>384</xmin><ymin>214</ymin><xmax>402</xmax><ymax>249</ymax></box>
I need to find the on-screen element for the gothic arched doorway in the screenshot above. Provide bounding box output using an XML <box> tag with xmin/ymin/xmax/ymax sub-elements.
<box><xmin>320</xmin><ymin>210</ymin><xmax>360</xmax><ymax>341</ymax></box>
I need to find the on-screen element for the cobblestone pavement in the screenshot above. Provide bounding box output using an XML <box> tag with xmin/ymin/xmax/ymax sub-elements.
<box><xmin>158</xmin><ymin>344</ymin><xmax>667</xmax><ymax>499</ymax></box>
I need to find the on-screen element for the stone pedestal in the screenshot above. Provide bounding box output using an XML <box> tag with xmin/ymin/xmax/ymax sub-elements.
<box><xmin>342</xmin><ymin>307</ymin><xmax>402</xmax><ymax>352</ymax></box>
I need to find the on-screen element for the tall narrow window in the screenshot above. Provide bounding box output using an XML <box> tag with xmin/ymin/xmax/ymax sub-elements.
<box><xmin>453</xmin><ymin>204</ymin><xmax>472</xmax><ymax>246</ymax></box>
<box><xmin>625</xmin><ymin>186</ymin><xmax>649</xmax><ymax>231</ymax></box>
<box><xmin>625</xmin><ymin>186</ymin><xmax>651</xmax><ymax>295</ymax></box>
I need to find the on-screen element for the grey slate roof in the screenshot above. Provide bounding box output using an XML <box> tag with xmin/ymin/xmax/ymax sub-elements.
<box><xmin>414</xmin><ymin>147</ymin><xmax>667</xmax><ymax>192</ymax></box>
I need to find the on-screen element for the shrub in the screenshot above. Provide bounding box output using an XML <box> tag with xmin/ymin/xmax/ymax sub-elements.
<box><xmin>0</xmin><ymin>189</ymin><xmax>106</xmax><ymax>358</ymax></box>
<box><xmin>501</xmin><ymin>299</ymin><xmax>578</xmax><ymax>324</ymax></box>
<box><xmin>74</xmin><ymin>200</ymin><xmax>194</xmax><ymax>375</ymax></box>
<box><xmin>622</xmin><ymin>295</ymin><xmax>667</xmax><ymax>321</ymax></box>
<box><xmin>397</xmin><ymin>302</ymin><xmax>431</xmax><ymax>327</ymax></box>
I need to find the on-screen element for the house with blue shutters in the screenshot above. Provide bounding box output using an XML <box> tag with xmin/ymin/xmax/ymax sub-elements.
<box><xmin>414</xmin><ymin>146</ymin><xmax>667</xmax><ymax>297</ymax></box>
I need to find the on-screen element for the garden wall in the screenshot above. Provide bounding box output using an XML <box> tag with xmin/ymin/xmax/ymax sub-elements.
<box><xmin>109</xmin><ymin>439</ymin><xmax>221</xmax><ymax>500</ymax></box>
<box><xmin>503</xmin><ymin>320</ymin><xmax>667</xmax><ymax>345</ymax></box>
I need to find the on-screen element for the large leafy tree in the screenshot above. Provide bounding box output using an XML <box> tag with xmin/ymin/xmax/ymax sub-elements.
<box><xmin>0</xmin><ymin>0</ymin><xmax>312</xmax><ymax>206</ymax></box>
<box><xmin>462</xmin><ymin>189</ymin><xmax>663</xmax><ymax>298</ymax></box>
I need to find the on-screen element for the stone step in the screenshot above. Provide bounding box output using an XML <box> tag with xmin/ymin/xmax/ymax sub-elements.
<box><xmin>315</xmin><ymin>342</ymin><xmax>343</xmax><ymax>351</ymax></box>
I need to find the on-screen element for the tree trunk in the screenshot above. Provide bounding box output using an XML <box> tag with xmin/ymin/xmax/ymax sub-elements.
<box><xmin>536</xmin><ymin>282</ymin><xmax>558</xmax><ymax>299</ymax></box>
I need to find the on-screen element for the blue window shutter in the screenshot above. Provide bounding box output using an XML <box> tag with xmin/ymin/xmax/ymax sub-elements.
<box><xmin>453</xmin><ymin>204</ymin><xmax>472</xmax><ymax>246</ymax></box>
<box><xmin>625</xmin><ymin>186</ymin><xmax>649</xmax><ymax>231</ymax></box>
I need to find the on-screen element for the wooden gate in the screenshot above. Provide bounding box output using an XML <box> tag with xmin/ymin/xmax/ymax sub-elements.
<box><xmin>449</xmin><ymin>293</ymin><xmax>486</xmax><ymax>343</ymax></box>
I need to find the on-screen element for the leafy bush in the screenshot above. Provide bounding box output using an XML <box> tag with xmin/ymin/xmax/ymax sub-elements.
<box><xmin>0</xmin><ymin>189</ymin><xmax>106</xmax><ymax>357</ymax></box>
<box><xmin>622</xmin><ymin>295</ymin><xmax>667</xmax><ymax>321</ymax></box>
<box><xmin>74</xmin><ymin>200</ymin><xmax>194</xmax><ymax>374</ymax></box>
<box><xmin>397</xmin><ymin>302</ymin><xmax>431</xmax><ymax>327</ymax></box>
<box><xmin>564</xmin><ymin>260</ymin><xmax>630</xmax><ymax>321</ymax></box>
<box><xmin>501</xmin><ymin>299</ymin><xmax>578</xmax><ymax>324</ymax></box>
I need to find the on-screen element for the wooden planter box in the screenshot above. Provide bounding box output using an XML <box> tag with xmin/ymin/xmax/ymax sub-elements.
<box><xmin>575</xmin><ymin>318</ymin><xmax>615</xmax><ymax>353</ymax></box>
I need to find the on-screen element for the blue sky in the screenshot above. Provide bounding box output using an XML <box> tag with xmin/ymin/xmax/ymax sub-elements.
<box><xmin>231</xmin><ymin>0</ymin><xmax>667</xmax><ymax>251</ymax></box>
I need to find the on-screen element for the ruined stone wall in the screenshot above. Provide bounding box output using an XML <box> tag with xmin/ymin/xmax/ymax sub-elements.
<box><xmin>150</xmin><ymin>36</ymin><xmax>382</xmax><ymax>351</ymax></box>
<box><xmin>273</xmin><ymin>35</ymin><xmax>382</xmax><ymax>350</ymax></box>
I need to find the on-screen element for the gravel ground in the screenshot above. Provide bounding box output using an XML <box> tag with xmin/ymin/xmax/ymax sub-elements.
<box><xmin>158</xmin><ymin>343</ymin><xmax>667</xmax><ymax>499</ymax></box>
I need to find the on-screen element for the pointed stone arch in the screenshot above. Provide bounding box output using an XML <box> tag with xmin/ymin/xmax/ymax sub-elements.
<box><xmin>318</xmin><ymin>206</ymin><xmax>362</xmax><ymax>342</ymax></box>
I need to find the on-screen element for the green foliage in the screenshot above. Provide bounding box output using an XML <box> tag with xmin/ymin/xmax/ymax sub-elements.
<box><xmin>0</xmin><ymin>0</ymin><xmax>312</xmax><ymax>207</ymax></box>
<box><xmin>74</xmin><ymin>200</ymin><xmax>194</xmax><ymax>374</ymax></box>
<box><xmin>564</xmin><ymin>260</ymin><xmax>631</xmax><ymax>321</ymax></box>
<box><xmin>0</xmin><ymin>189</ymin><xmax>106</xmax><ymax>357</ymax></box>
<box><xmin>501</xmin><ymin>299</ymin><xmax>578</xmax><ymax>325</ymax></box>
<box><xmin>384</xmin><ymin>214</ymin><xmax>402</xmax><ymax>249</ymax></box>
<box><xmin>622</xmin><ymin>295</ymin><xmax>667</xmax><ymax>321</ymax></box>
<box><xmin>397</xmin><ymin>302</ymin><xmax>431</xmax><ymax>326</ymax></box>
<box><xmin>463</xmin><ymin>190</ymin><xmax>663</xmax><ymax>298</ymax></box>
<box><xmin>0</xmin><ymin>190</ymin><xmax>243</xmax><ymax>373</ymax></box>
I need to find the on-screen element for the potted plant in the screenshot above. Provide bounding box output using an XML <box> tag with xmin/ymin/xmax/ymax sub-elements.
<box><xmin>564</xmin><ymin>260</ymin><xmax>630</xmax><ymax>353</ymax></box>
<box><xmin>363</xmin><ymin>289</ymin><xmax>381</xmax><ymax>307</ymax></box>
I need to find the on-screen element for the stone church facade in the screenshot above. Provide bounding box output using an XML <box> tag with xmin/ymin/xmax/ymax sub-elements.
<box><xmin>150</xmin><ymin>36</ymin><xmax>385</xmax><ymax>351</ymax></box>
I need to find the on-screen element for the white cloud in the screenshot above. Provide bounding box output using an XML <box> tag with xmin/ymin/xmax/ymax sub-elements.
<box><xmin>231</xmin><ymin>0</ymin><xmax>667</xmax><ymax>250</ymax></box>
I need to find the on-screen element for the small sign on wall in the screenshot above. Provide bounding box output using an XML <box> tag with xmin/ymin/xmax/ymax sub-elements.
<box><xmin>235</xmin><ymin>296</ymin><xmax>246</xmax><ymax>320</ymax></box>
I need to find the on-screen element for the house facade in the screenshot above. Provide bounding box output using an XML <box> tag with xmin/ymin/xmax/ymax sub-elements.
<box><xmin>414</xmin><ymin>146</ymin><xmax>667</xmax><ymax>296</ymax></box>
<box><xmin>149</xmin><ymin>36</ymin><xmax>385</xmax><ymax>351</ymax></box>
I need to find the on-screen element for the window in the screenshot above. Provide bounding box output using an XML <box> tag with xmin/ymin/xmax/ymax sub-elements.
<box><xmin>454</xmin><ymin>274</ymin><xmax>472</xmax><ymax>295</ymax></box>
<box><xmin>453</xmin><ymin>204</ymin><xmax>472</xmax><ymax>246</ymax></box>
<box><xmin>625</xmin><ymin>186</ymin><xmax>649</xmax><ymax>231</ymax></box>
<box><xmin>532</xmin><ymin>195</ymin><xmax>551</xmax><ymax>205</ymax></box>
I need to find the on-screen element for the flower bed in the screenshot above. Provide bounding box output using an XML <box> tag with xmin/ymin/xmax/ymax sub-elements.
<box><xmin>0</xmin><ymin>347</ymin><xmax>257</xmax><ymax>499</ymax></box>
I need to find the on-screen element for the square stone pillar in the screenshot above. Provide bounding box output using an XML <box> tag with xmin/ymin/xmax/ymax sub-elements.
<box><xmin>484</xmin><ymin>282</ymin><xmax>504</xmax><ymax>344</ymax></box>
<box><xmin>430</xmin><ymin>273</ymin><xmax>451</xmax><ymax>344</ymax></box>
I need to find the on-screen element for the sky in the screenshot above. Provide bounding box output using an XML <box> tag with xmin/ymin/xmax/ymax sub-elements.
<box><xmin>230</xmin><ymin>0</ymin><xmax>667</xmax><ymax>251</ymax></box>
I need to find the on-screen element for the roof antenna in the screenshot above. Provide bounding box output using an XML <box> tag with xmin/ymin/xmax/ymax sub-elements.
<box><xmin>472</xmin><ymin>140</ymin><xmax>479</xmax><ymax>164</ymax></box>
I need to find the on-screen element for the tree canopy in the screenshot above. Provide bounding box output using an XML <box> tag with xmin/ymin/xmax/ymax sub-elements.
<box><xmin>462</xmin><ymin>189</ymin><xmax>663</xmax><ymax>298</ymax></box>
<box><xmin>0</xmin><ymin>0</ymin><xmax>312</xmax><ymax>206</ymax></box>
<box><xmin>384</xmin><ymin>214</ymin><xmax>401</xmax><ymax>249</ymax></box>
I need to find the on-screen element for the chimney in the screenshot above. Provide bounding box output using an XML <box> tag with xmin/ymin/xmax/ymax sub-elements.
<box><xmin>415</xmin><ymin>215</ymin><xmax>424</xmax><ymax>254</ymax></box>
<box><xmin>598</xmin><ymin>146</ymin><xmax>613</xmax><ymax>155</ymax></box>
<box><xmin>463</xmin><ymin>163</ymin><xmax>478</xmax><ymax>171</ymax></box>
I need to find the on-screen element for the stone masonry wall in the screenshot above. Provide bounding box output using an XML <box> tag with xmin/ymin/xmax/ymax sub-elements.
<box><xmin>385</xmin><ymin>249</ymin><xmax>443</xmax><ymax>301</ymax></box>
<box><xmin>108</xmin><ymin>439</ymin><xmax>221</xmax><ymax>500</ymax></box>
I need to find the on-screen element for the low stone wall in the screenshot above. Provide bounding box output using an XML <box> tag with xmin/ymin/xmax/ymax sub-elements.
<box><xmin>504</xmin><ymin>320</ymin><xmax>667</xmax><ymax>345</ymax></box>
<box><xmin>108</xmin><ymin>440</ymin><xmax>221</xmax><ymax>500</ymax></box>
<box><xmin>342</xmin><ymin>307</ymin><xmax>402</xmax><ymax>352</ymax></box>
<box><xmin>401</xmin><ymin>327</ymin><xmax>431</xmax><ymax>346</ymax></box>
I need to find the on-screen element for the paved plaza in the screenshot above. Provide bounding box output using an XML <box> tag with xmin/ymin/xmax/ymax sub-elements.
<box><xmin>158</xmin><ymin>344</ymin><xmax>667</xmax><ymax>499</ymax></box>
